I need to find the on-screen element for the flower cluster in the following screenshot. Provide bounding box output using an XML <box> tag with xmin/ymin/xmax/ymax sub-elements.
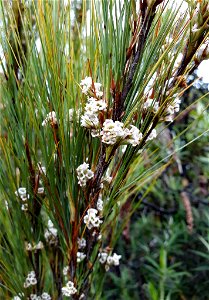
<box><xmin>98</xmin><ymin>252</ymin><xmax>122</xmax><ymax>271</ymax></box>
<box><xmin>80</xmin><ymin>77</ymin><xmax>107</xmax><ymax>133</ymax></box>
<box><xmin>13</xmin><ymin>293</ymin><xmax>24</xmax><ymax>300</ymax></box>
<box><xmin>98</xmin><ymin>252</ymin><xmax>108</xmax><ymax>264</ymax></box>
<box><xmin>81</xmin><ymin>111</ymin><xmax>99</xmax><ymax>128</ymax></box>
<box><xmin>143</xmin><ymin>94</ymin><xmax>182</xmax><ymax>123</ymax></box>
<box><xmin>63</xmin><ymin>266</ymin><xmax>69</xmax><ymax>276</ymax></box>
<box><xmin>100</xmin><ymin>119</ymin><xmax>129</xmax><ymax>145</ymax></box>
<box><xmin>42</xmin><ymin>111</ymin><xmax>57</xmax><ymax>127</ymax></box>
<box><xmin>80</xmin><ymin>77</ymin><xmax>103</xmax><ymax>98</ymax></box>
<box><xmin>164</xmin><ymin>97</ymin><xmax>181</xmax><ymax>122</ymax></box>
<box><xmin>76</xmin><ymin>162</ymin><xmax>94</xmax><ymax>187</ymax></box>
<box><xmin>77</xmin><ymin>237</ymin><xmax>86</xmax><ymax>249</ymax></box>
<box><xmin>85</xmin><ymin>97</ymin><xmax>107</xmax><ymax>113</ymax></box>
<box><xmin>44</xmin><ymin>220</ymin><xmax>58</xmax><ymax>246</ymax></box>
<box><xmin>126</xmin><ymin>125</ymin><xmax>143</xmax><ymax>146</ymax></box>
<box><xmin>143</xmin><ymin>98</ymin><xmax>159</xmax><ymax>113</ymax></box>
<box><xmin>100</xmin><ymin>120</ymin><xmax>144</xmax><ymax>146</ymax></box>
<box><xmin>80</xmin><ymin>76</ymin><xmax>93</xmax><ymax>94</ymax></box>
<box><xmin>97</xmin><ymin>194</ymin><xmax>103</xmax><ymax>212</ymax></box>
<box><xmin>15</xmin><ymin>187</ymin><xmax>29</xmax><ymax>211</ymax></box>
<box><xmin>83</xmin><ymin>208</ymin><xmax>103</xmax><ymax>230</ymax></box>
<box><xmin>25</xmin><ymin>241</ymin><xmax>44</xmax><ymax>251</ymax></box>
<box><xmin>81</xmin><ymin>97</ymin><xmax>107</xmax><ymax>129</ymax></box>
<box><xmin>62</xmin><ymin>281</ymin><xmax>77</xmax><ymax>297</ymax></box>
<box><xmin>15</xmin><ymin>186</ymin><xmax>44</xmax><ymax>211</ymax></box>
<box><xmin>147</xmin><ymin>128</ymin><xmax>157</xmax><ymax>141</ymax></box>
<box><xmin>23</xmin><ymin>271</ymin><xmax>37</xmax><ymax>288</ymax></box>
<box><xmin>77</xmin><ymin>251</ymin><xmax>86</xmax><ymax>263</ymax></box>
<box><xmin>29</xmin><ymin>293</ymin><xmax>51</xmax><ymax>300</ymax></box>
<box><xmin>79</xmin><ymin>76</ymin><xmax>158</xmax><ymax>146</ymax></box>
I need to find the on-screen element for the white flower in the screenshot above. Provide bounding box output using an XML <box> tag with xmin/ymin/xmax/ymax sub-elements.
<box><xmin>76</xmin><ymin>162</ymin><xmax>94</xmax><ymax>187</ymax></box>
<box><xmin>174</xmin><ymin>53</ymin><xmax>183</xmax><ymax>68</ymax></box>
<box><xmin>94</xmin><ymin>82</ymin><xmax>102</xmax><ymax>93</ymax></box>
<box><xmin>83</xmin><ymin>208</ymin><xmax>103</xmax><ymax>230</ymax></box>
<box><xmin>126</xmin><ymin>125</ymin><xmax>143</xmax><ymax>146</ymax></box>
<box><xmin>30</xmin><ymin>295</ymin><xmax>41</xmax><ymax>300</ymax></box>
<box><xmin>36</xmin><ymin>241</ymin><xmax>44</xmax><ymax>250</ymax></box>
<box><xmin>25</xmin><ymin>241</ymin><xmax>44</xmax><ymax>251</ymax></box>
<box><xmin>30</xmin><ymin>294</ymin><xmax>50</xmax><ymax>300</ymax></box>
<box><xmin>62</xmin><ymin>281</ymin><xmax>77</xmax><ymax>297</ymax></box>
<box><xmin>4</xmin><ymin>200</ymin><xmax>9</xmax><ymax>210</ymax></box>
<box><xmin>164</xmin><ymin>114</ymin><xmax>174</xmax><ymax>122</ymax></box>
<box><xmin>44</xmin><ymin>220</ymin><xmax>58</xmax><ymax>246</ymax></box>
<box><xmin>15</xmin><ymin>187</ymin><xmax>29</xmax><ymax>202</ymax></box>
<box><xmin>25</xmin><ymin>243</ymin><xmax>33</xmax><ymax>251</ymax></box>
<box><xmin>101</xmin><ymin>119</ymin><xmax>129</xmax><ymax>145</ymax></box>
<box><xmin>85</xmin><ymin>97</ymin><xmax>107</xmax><ymax>113</ymax></box>
<box><xmin>42</xmin><ymin>111</ymin><xmax>57</xmax><ymax>126</ymax></box>
<box><xmin>63</xmin><ymin>266</ymin><xmax>69</xmax><ymax>276</ymax></box>
<box><xmin>172</xmin><ymin>98</ymin><xmax>181</xmax><ymax>113</ymax></box>
<box><xmin>99</xmin><ymin>252</ymin><xmax>122</xmax><ymax>271</ymax></box>
<box><xmin>97</xmin><ymin>195</ymin><xmax>103</xmax><ymax>212</ymax></box>
<box><xmin>81</xmin><ymin>113</ymin><xmax>99</xmax><ymax>128</ymax></box>
<box><xmin>80</xmin><ymin>77</ymin><xmax>103</xmax><ymax>98</ymax></box>
<box><xmin>41</xmin><ymin>292</ymin><xmax>51</xmax><ymax>300</ymax></box>
<box><xmin>77</xmin><ymin>238</ymin><xmax>86</xmax><ymax>249</ymax></box>
<box><xmin>77</xmin><ymin>251</ymin><xmax>86</xmax><ymax>263</ymax></box>
<box><xmin>98</xmin><ymin>252</ymin><xmax>108</xmax><ymax>264</ymax></box>
<box><xmin>91</xmin><ymin>129</ymin><xmax>100</xmax><ymax>137</ymax></box>
<box><xmin>13</xmin><ymin>294</ymin><xmax>24</xmax><ymax>300</ymax></box>
<box><xmin>147</xmin><ymin>129</ymin><xmax>157</xmax><ymax>141</ymax></box>
<box><xmin>23</xmin><ymin>271</ymin><xmax>37</xmax><ymax>288</ymax></box>
<box><xmin>80</xmin><ymin>97</ymin><xmax>106</xmax><ymax>129</ymax></box>
<box><xmin>15</xmin><ymin>187</ymin><xmax>27</xmax><ymax>197</ymax></box>
<box><xmin>37</xmin><ymin>187</ymin><xmax>44</xmax><ymax>195</ymax></box>
<box><xmin>97</xmin><ymin>233</ymin><xmax>102</xmax><ymax>240</ymax></box>
<box><xmin>80</xmin><ymin>79</ymin><xmax>105</xmax><ymax>130</ymax></box>
<box><xmin>80</xmin><ymin>76</ymin><xmax>92</xmax><ymax>94</ymax></box>
<box><xmin>163</xmin><ymin>97</ymin><xmax>181</xmax><ymax>122</ymax></box>
<box><xmin>106</xmin><ymin>253</ymin><xmax>122</xmax><ymax>266</ymax></box>
<box><xmin>143</xmin><ymin>99</ymin><xmax>159</xmax><ymax>112</ymax></box>
<box><xmin>21</xmin><ymin>203</ymin><xmax>28</xmax><ymax>211</ymax></box>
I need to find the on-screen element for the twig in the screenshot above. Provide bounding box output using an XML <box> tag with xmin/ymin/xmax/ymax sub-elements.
<box><xmin>113</xmin><ymin>0</ymin><xmax>164</xmax><ymax>121</ymax></box>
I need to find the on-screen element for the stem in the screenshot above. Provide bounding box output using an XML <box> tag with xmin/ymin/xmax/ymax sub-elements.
<box><xmin>113</xmin><ymin>2</ymin><xmax>160</xmax><ymax>121</ymax></box>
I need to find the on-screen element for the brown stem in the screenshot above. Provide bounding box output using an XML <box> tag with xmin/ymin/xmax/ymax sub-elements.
<box><xmin>113</xmin><ymin>2</ymin><xmax>160</xmax><ymax>121</ymax></box>
<box><xmin>25</xmin><ymin>140</ymin><xmax>43</xmax><ymax>294</ymax></box>
<box><xmin>51</xmin><ymin>246</ymin><xmax>63</xmax><ymax>300</ymax></box>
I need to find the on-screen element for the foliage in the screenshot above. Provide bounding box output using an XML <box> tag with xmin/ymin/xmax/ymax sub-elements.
<box><xmin>102</xmin><ymin>76</ymin><xmax>209</xmax><ymax>300</ymax></box>
<box><xmin>0</xmin><ymin>0</ymin><xmax>209</xmax><ymax>299</ymax></box>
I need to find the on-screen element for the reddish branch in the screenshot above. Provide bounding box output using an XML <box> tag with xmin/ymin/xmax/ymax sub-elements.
<box><xmin>25</xmin><ymin>140</ymin><xmax>42</xmax><ymax>295</ymax></box>
<box><xmin>113</xmin><ymin>0</ymin><xmax>164</xmax><ymax>121</ymax></box>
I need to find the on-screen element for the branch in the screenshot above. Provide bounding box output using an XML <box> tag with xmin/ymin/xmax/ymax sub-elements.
<box><xmin>113</xmin><ymin>0</ymin><xmax>164</xmax><ymax>121</ymax></box>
